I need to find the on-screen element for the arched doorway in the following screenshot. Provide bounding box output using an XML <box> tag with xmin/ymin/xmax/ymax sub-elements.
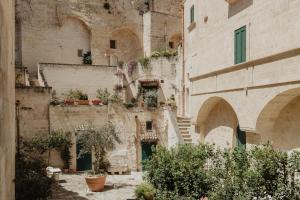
<box><xmin>196</xmin><ymin>97</ymin><xmax>240</xmax><ymax>149</ymax></box>
<box><xmin>256</xmin><ymin>88</ymin><xmax>300</xmax><ymax>151</ymax></box>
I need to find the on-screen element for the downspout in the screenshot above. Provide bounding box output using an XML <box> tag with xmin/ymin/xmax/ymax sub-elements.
<box><xmin>181</xmin><ymin>3</ymin><xmax>186</xmax><ymax>116</ymax></box>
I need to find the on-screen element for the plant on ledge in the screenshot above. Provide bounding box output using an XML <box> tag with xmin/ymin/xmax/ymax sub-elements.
<box><xmin>144</xmin><ymin>90</ymin><xmax>158</xmax><ymax>108</ymax></box>
<box><xmin>139</xmin><ymin>57</ymin><xmax>150</xmax><ymax>69</ymax></box>
<box><xmin>97</xmin><ymin>88</ymin><xmax>123</xmax><ymax>105</ymax></box>
<box><xmin>83</xmin><ymin>51</ymin><xmax>92</xmax><ymax>64</ymax></box>
<box><xmin>77</xmin><ymin>122</ymin><xmax>121</xmax><ymax>192</ymax></box>
<box><xmin>64</xmin><ymin>89</ymin><xmax>89</xmax><ymax>105</ymax></box>
<box><xmin>150</xmin><ymin>48</ymin><xmax>178</xmax><ymax>59</ymax></box>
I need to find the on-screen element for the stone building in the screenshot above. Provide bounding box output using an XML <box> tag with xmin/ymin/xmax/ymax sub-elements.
<box><xmin>182</xmin><ymin>0</ymin><xmax>300</xmax><ymax>150</ymax></box>
<box><xmin>0</xmin><ymin>0</ymin><xmax>15</xmax><ymax>199</ymax></box>
<box><xmin>15</xmin><ymin>0</ymin><xmax>185</xmax><ymax>172</ymax></box>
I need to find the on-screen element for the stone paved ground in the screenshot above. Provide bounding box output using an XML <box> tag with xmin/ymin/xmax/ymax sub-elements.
<box><xmin>49</xmin><ymin>172</ymin><xmax>143</xmax><ymax>200</ymax></box>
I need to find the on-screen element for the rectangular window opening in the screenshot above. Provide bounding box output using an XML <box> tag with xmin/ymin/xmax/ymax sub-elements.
<box><xmin>234</xmin><ymin>26</ymin><xmax>246</xmax><ymax>64</ymax></box>
<box><xmin>110</xmin><ymin>40</ymin><xmax>117</xmax><ymax>49</ymax></box>
<box><xmin>146</xmin><ymin>121</ymin><xmax>153</xmax><ymax>131</ymax></box>
<box><xmin>190</xmin><ymin>5</ymin><xmax>195</xmax><ymax>24</ymax></box>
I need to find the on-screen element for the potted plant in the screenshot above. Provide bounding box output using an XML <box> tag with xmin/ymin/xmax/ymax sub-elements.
<box><xmin>77</xmin><ymin>122</ymin><xmax>121</xmax><ymax>192</ymax></box>
<box><xmin>92</xmin><ymin>99</ymin><xmax>102</xmax><ymax>106</ymax></box>
<box><xmin>96</xmin><ymin>88</ymin><xmax>110</xmax><ymax>105</ymax></box>
<box><xmin>78</xmin><ymin>93</ymin><xmax>89</xmax><ymax>105</ymax></box>
<box><xmin>64</xmin><ymin>99</ymin><xmax>75</xmax><ymax>106</ymax></box>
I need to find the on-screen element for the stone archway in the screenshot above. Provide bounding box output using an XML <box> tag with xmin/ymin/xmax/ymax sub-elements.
<box><xmin>110</xmin><ymin>28</ymin><xmax>142</xmax><ymax>63</ymax></box>
<box><xmin>196</xmin><ymin>97</ymin><xmax>239</xmax><ymax>149</ymax></box>
<box><xmin>256</xmin><ymin>87</ymin><xmax>300</xmax><ymax>151</ymax></box>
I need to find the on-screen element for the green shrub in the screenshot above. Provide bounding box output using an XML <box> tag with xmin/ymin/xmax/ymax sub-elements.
<box><xmin>16</xmin><ymin>141</ymin><xmax>54</xmax><ymax>200</ymax></box>
<box><xmin>144</xmin><ymin>90</ymin><xmax>158</xmax><ymax>108</ymax></box>
<box><xmin>150</xmin><ymin>49</ymin><xmax>178</xmax><ymax>59</ymax></box>
<box><xmin>83</xmin><ymin>51</ymin><xmax>92</xmax><ymax>64</ymax></box>
<box><xmin>145</xmin><ymin>144</ymin><xmax>300</xmax><ymax>200</ymax></box>
<box><xmin>135</xmin><ymin>182</ymin><xmax>156</xmax><ymax>200</ymax></box>
<box><xmin>64</xmin><ymin>89</ymin><xmax>88</xmax><ymax>100</ymax></box>
<box><xmin>96</xmin><ymin>88</ymin><xmax>122</xmax><ymax>105</ymax></box>
<box><xmin>139</xmin><ymin>57</ymin><xmax>150</xmax><ymax>69</ymax></box>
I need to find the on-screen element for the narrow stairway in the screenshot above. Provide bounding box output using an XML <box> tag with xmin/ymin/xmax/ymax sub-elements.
<box><xmin>177</xmin><ymin>116</ymin><xmax>193</xmax><ymax>144</ymax></box>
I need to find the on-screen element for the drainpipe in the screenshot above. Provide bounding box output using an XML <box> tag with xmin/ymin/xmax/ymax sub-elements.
<box><xmin>181</xmin><ymin>3</ymin><xmax>186</xmax><ymax>116</ymax></box>
<box><xmin>16</xmin><ymin>100</ymin><xmax>21</xmax><ymax>154</ymax></box>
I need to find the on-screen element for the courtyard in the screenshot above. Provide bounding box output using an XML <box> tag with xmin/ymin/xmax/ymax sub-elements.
<box><xmin>50</xmin><ymin>172</ymin><xmax>143</xmax><ymax>200</ymax></box>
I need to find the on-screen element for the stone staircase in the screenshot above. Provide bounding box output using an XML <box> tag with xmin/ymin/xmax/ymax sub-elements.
<box><xmin>177</xmin><ymin>116</ymin><xmax>193</xmax><ymax>144</ymax></box>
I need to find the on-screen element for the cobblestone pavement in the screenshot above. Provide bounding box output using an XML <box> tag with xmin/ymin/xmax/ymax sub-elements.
<box><xmin>49</xmin><ymin>172</ymin><xmax>143</xmax><ymax>200</ymax></box>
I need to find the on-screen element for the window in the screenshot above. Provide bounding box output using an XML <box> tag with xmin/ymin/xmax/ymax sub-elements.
<box><xmin>234</xmin><ymin>26</ymin><xmax>246</xmax><ymax>64</ymax></box>
<box><xmin>236</xmin><ymin>126</ymin><xmax>246</xmax><ymax>148</ymax></box>
<box><xmin>77</xmin><ymin>49</ymin><xmax>83</xmax><ymax>57</ymax></box>
<box><xmin>190</xmin><ymin>5</ymin><xmax>195</xmax><ymax>24</ymax></box>
<box><xmin>146</xmin><ymin>121</ymin><xmax>153</xmax><ymax>131</ymax></box>
<box><xmin>169</xmin><ymin>42</ymin><xmax>174</xmax><ymax>49</ymax></box>
<box><xmin>110</xmin><ymin>40</ymin><xmax>116</xmax><ymax>49</ymax></box>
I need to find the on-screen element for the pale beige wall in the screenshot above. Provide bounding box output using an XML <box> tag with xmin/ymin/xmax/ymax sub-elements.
<box><xmin>143</xmin><ymin>11</ymin><xmax>182</xmax><ymax>56</ymax></box>
<box><xmin>16</xmin><ymin>87</ymin><xmax>52</xmax><ymax>139</ymax></box>
<box><xmin>184</xmin><ymin>0</ymin><xmax>300</xmax><ymax>77</ymax></box>
<box><xmin>40</xmin><ymin>63</ymin><xmax>118</xmax><ymax>99</ymax></box>
<box><xmin>152</xmin><ymin>0</ymin><xmax>182</xmax><ymax>16</ymax></box>
<box><xmin>18</xmin><ymin>0</ymin><xmax>143</xmax><ymax>75</ymax></box>
<box><xmin>0</xmin><ymin>0</ymin><xmax>15</xmax><ymax>199</ymax></box>
<box><xmin>22</xmin><ymin>17</ymin><xmax>91</xmax><ymax>74</ymax></box>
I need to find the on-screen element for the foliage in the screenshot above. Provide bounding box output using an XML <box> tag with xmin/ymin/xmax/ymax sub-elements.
<box><xmin>139</xmin><ymin>57</ymin><xmax>150</xmax><ymax>69</ymax></box>
<box><xmin>64</xmin><ymin>89</ymin><xmax>88</xmax><ymax>100</ymax></box>
<box><xmin>50</xmin><ymin>90</ymin><xmax>63</xmax><ymax>106</ymax></box>
<box><xmin>145</xmin><ymin>144</ymin><xmax>216</xmax><ymax>199</ymax></box>
<box><xmin>127</xmin><ymin>60</ymin><xmax>138</xmax><ymax>76</ymax></box>
<box><xmin>135</xmin><ymin>182</ymin><xmax>156</xmax><ymax>200</ymax></box>
<box><xmin>16</xmin><ymin>141</ymin><xmax>54</xmax><ymax>200</ymax></box>
<box><xmin>77</xmin><ymin>122</ymin><xmax>121</xmax><ymax>175</ymax></box>
<box><xmin>96</xmin><ymin>88</ymin><xmax>122</xmax><ymax>105</ymax></box>
<box><xmin>144</xmin><ymin>90</ymin><xmax>158</xmax><ymax>108</ymax></box>
<box><xmin>29</xmin><ymin>130</ymin><xmax>73</xmax><ymax>169</ymax></box>
<box><xmin>117</xmin><ymin>60</ymin><xmax>124</xmax><ymax>68</ymax></box>
<box><xmin>150</xmin><ymin>48</ymin><xmax>178</xmax><ymax>59</ymax></box>
<box><xmin>145</xmin><ymin>144</ymin><xmax>300</xmax><ymax>200</ymax></box>
<box><xmin>83</xmin><ymin>51</ymin><xmax>92</xmax><ymax>64</ymax></box>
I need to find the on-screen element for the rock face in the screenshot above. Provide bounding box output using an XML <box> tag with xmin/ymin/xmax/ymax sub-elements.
<box><xmin>0</xmin><ymin>0</ymin><xmax>15</xmax><ymax>199</ymax></box>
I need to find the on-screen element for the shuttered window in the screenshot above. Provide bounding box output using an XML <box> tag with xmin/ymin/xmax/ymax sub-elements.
<box><xmin>190</xmin><ymin>5</ymin><xmax>195</xmax><ymax>24</ymax></box>
<box><xmin>234</xmin><ymin>26</ymin><xmax>246</xmax><ymax>64</ymax></box>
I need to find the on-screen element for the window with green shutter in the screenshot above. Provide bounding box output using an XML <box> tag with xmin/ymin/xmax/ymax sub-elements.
<box><xmin>190</xmin><ymin>5</ymin><xmax>195</xmax><ymax>24</ymax></box>
<box><xmin>236</xmin><ymin>126</ymin><xmax>246</xmax><ymax>148</ymax></box>
<box><xmin>234</xmin><ymin>26</ymin><xmax>246</xmax><ymax>64</ymax></box>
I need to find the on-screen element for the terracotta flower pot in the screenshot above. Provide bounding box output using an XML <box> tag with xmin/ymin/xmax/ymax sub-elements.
<box><xmin>78</xmin><ymin>100</ymin><xmax>90</xmax><ymax>105</ymax></box>
<box><xmin>64</xmin><ymin>99</ymin><xmax>75</xmax><ymax>105</ymax></box>
<box><xmin>85</xmin><ymin>175</ymin><xmax>106</xmax><ymax>192</ymax></box>
<box><xmin>92</xmin><ymin>99</ymin><xmax>102</xmax><ymax>105</ymax></box>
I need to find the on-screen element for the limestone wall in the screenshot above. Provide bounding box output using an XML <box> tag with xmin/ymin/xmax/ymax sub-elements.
<box><xmin>16</xmin><ymin>87</ymin><xmax>52</xmax><ymax>139</ymax></box>
<box><xmin>0</xmin><ymin>0</ymin><xmax>15</xmax><ymax>199</ymax></box>
<box><xmin>40</xmin><ymin>63</ymin><xmax>118</xmax><ymax>98</ymax></box>
<box><xmin>18</xmin><ymin>0</ymin><xmax>143</xmax><ymax>74</ymax></box>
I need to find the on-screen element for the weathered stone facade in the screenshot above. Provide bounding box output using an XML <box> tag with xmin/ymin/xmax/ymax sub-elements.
<box><xmin>183</xmin><ymin>0</ymin><xmax>300</xmax><ymax>150</ymax></box>
<box><xmin>0</xmin><ymin>0</ymin><xmax>15</xmax><ymax>199</ymax></box>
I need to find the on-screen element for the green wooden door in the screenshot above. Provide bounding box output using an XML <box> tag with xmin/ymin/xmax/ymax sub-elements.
<box><xmin>236</xmin><ymin>126</ymin><xmax>246</xmax><ymax>148</ymax></box>
<box><xmin>141</xmin><ymin>142</ymin><xmax>156</xmax><ymax>169</ymax></box>
<box><xmin>235</xmin><ymin>26</ymin><xmax>246</xmax><ymax>64</ymax></box>
<box><xmin>76</xmin><ymin>142</ymin><xmax>92</xmax><ymax>171</ymax></box>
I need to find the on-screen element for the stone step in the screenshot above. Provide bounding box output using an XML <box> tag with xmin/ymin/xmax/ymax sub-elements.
<box><xmin>177</xmin><ymin>123</ymin><xmax>191</xmax><ymax>127</ymax></box>
<box><xmin>181</xmin><ymin>134</ymin><xmax>191</xmax><ymax>139</ymax></box>
<box><xmin>184</xmin><ymin>138</ymin><xmax>192</xmax><ymax>143</ymax></box>
<box><xmin>177</xmin><ymin>119</ymin><xmax>191</xmax><ymax>123</ymax></box>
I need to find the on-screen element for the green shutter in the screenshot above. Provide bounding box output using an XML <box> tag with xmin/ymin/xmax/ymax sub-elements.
<box><xmin>234</xmin><ymin>26</ymin><xmax>246</xmax><ymax>64</ymax></box>
<box><xmin>190</xmin><ymin>5</ymin><xmax>194</xmax><ymax>24</ymax></box>
<box><xmin>236</xmin><ymin>126</ymin><xmax>246</xmax><ymax>148</ymax></box>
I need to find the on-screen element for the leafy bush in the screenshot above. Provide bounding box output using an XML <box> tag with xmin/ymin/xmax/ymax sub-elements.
<box><xmin>16</xmin><ymin>141</ymin><xmax>54</xmax><ymax>200</ymax></box>
<box><xmin>135</xmin><ymin>182</ymin><xmax>156</xmax><ymax>200</ymax></box>
<box><xmin>150</xmin><ymin>49</ymin><xmax>178</xmax><ymax>59</ymax></box>
<box><xmin>144</xmin><ymin>90</ymin><xmax>158</xmax><ymax>108</ymax></box>
<box><xmin>96</xmin><ymin>88</ymin><xmax>122</xmax><ymax>105</ymax></box>
<box><xmin>83</xmin><ymin>51</ymin><xmax>92</xmax><ymax>64</ymax></box>
<box><xmin>145</xmin><ymin>144</ymin><xmax>216</xmax><ymax>199</ymax></box>
<box><xmin>139</xmin><ymin>57</ymin><xmax>150</xmax><ymax>69</ymax></box>
<box><xmin>145</xmin><ymin>144</ymin><xmax>300</xmax><ymax>200</ymax></box>
<box><xmin>64</xmin><ymin>89</ymin><xmax>88</xmax><ymax>100</ymax></box>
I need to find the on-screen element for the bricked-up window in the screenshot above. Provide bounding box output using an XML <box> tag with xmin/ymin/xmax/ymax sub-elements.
<box><xmin>110</xmin><ymin>40</ymin><xmax>116</xmax><ymax>49</ymax></box>
<box><xmin>77</xmin><ymin>49</ymin><xmax>83</xmax><ymax>57</ymax></box>
<box><xmin>146</xmin><ymin>121</ymin><xmax>153</xmax><ymax>131</ymax></box>
<box><xmin>190</xmin><ymin>5</ymin><xmax>195</xmax><ymax>24</ymax></box>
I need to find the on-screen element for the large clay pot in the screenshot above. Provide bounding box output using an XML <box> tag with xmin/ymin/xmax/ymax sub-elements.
<box><xmin>85</xmin><ymin>176</ymin><xmax>106</xmax><ymax>192</ymax></box>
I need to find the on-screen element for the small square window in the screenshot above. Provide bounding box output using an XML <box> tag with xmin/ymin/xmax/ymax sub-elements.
<box><xmin>146</xmin><ymin>121</ymin><xmax>153</xmax><ymax>131</ymax></box>
<box><xmin>110</xmin><ymin>40</ymin><xmax>116</xmax><ymax>49</ymax></box>
<box><xmin>77</xmin><ymin>49</ymin><xmax>83</xmax><ymax>57</ymax></box>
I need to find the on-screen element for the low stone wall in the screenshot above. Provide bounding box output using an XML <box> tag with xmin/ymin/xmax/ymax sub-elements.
<box><xmin>40</xmin><ymin>63</ymin><xmax>118</xmax><ymax>98</ymax></box>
